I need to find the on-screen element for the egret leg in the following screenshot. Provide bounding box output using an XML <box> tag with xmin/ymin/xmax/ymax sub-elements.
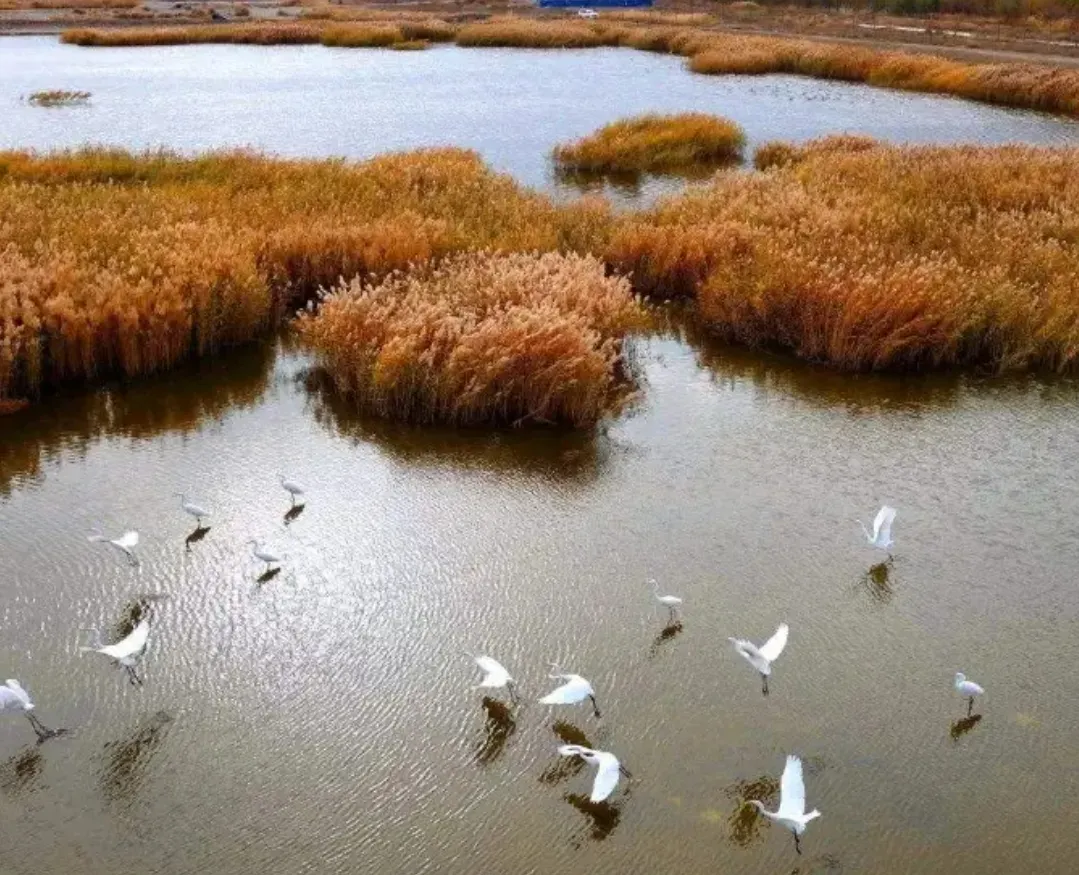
<box><xmin>507</xmin><ymin>683</ymin><xmax>520</xmax><ymax>705</ymax></box>
<box><xmin>794</xmin><ymin>833</ymin><xmax>802</xmax><ymax>855</ymax></box>
<box><xmin>967</xmin><ymin>697</ymin><xmax>974</xmax><ymax>717</ymax></box>
<box><xmin>26</xmin><ymin>713</ymin><xmax>53</xmax><ymax>742</ymax></box>
<box><xmin>125</xmin><ymin>665</ymin><xmax>143</xmax><ymax>687</ymax></box>
<box><xmin>589</xmin><ymin>695</ymin><xmax>602</xmax><ymax>719</ymax></box>
<box><xmin>619</xmin><ymin>764</ymin><xmax>633</xmax><ymax>779</ymax></box>
<box><xmin>761</xmin><ymin>674</ymin><xmax>769</xmax><ymax>697</ymax></box>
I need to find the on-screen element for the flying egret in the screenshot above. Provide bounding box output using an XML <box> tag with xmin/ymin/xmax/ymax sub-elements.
<box><xmin>540</xmin><ymin>665</ymin><xmax>602</xmax><ymax>718</ymax></box>
<box><xmin>87</xmin><ymin>530</ymin><xmax>139</xmax><ymax>566</ymax></box>
<box><xmin>557</xmin><ymin>744</ymin><xmax>631</xmax><ymax>803</ymax></box>
<box><xmin>0</xmin><ymin>680</ymin><xmax>57</xmax><ymax>742</ymax></box>
<box><xmin>857</xmin><ymin>505</ymin><xmax>896</xmax><ymax>556</ymax></box>
<box><xmin>748</xmin><ymin>755</ymin><xmax>821</xmax><ymax>855</ymax></box>
<box><xmin>81</xmin><ymin>618</ymin><xmax>151</xmax><ymax>686</ymax></box>
<box><xmin>248</xmin><ymin>540</ymin><xmax>283</xmax><ymax>573</ymax></box>
<box><xmin>174</xmin><ymin>493</ymin><xmax>209</xmax><ymax>527</ymax></box>
<box><xmin>468</xmin><ymin>653</ymin><xmax>518</xmax><ymax>703</ymax></box>
<box><xmin>649</xmin><ymin>579</ymin><xmax>682</xmax><ymax>620</ymax></box>
<box><xmin>279</xmin><ymin>475</ymin><xmax>305</xmax><ymax>507</ymax></box>
<box><xmin>955</xmin><ymin>672</ymin><xmax>985</xmax><ymax>716</ymax></box>
<box><xmin>729</xmin><ymin>623</ymin><xmax>789</xmax><ymax>696</ymax></box>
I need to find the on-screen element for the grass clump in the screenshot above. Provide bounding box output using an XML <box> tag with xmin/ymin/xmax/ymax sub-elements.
<box><xmin>320</xmin><ymin>23</ymin><xmax>402</xmax><ymax>48</ymax></box>
<box><xmin>554</xmin><ymin>113</ymin><xmax>746</xmax><ymax>174</ymax></box>
<box><xmin>390</xmin><ymin>40</ymin><xmax>430</xmax><ymax>51</ymax></box>
<box><xmin>296</xmin><ymin>251</ymin><xmax>643</xmax><ymax>428</ymax></box>
<box><xmin>27</xmin><ymin>90</ymin><xmax>92</xmax><ymax>107</ymax></box>
<box><xmin>455</xmin><ymin>19</ymin><xmax>617</xmax><ymax>49</ymax></box>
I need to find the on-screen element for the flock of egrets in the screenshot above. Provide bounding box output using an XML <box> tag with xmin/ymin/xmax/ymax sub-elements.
<box><xmin>0</xmin><ymin>493</ymin><xmax>988</xmax><ymax>856</ymax></box>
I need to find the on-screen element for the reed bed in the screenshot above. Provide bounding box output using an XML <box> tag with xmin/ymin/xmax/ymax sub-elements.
<box><xmin>296</xmin><ymin>252</ymin><xmax>644</xmax><ymax>427</ymax></box>
<box><xmin>320</xmin><ymin>23</ymin><xmax>402</xmax><ymax>48</ymax></box>
<box><xmin>454</xmin><ymin>19</ymin><xmax>617</xmax><ymax>49</ymax></box>
<box><xmin>554</xmin><ymin>113</ymin><xmax>745</xmax><ymax>174</ymax></box>
<box><xmin>61</xmin><ymin>22</ymin><xmax>326</xmax><ymax>46</ymax></box>
<box><xmin>0</xmin><ymin>0</ymin><xmax>137</xmax><ymax>8</ymax></box>
<box><xmin>27</xmin><ymin>90</ymin><xmax>92</xmax><ymax>106</ymax></box>
<box><xmin>608</xmin><ymin>139</ymin><xmax>1079</xmax><ymax>373</ymax></box>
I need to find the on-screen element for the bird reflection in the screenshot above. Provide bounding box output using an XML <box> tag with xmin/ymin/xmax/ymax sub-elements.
<box><xmin>858</xmin><ymin>561</ymin><xmax>894</xmax><ymax>604</ymax></box>
<box><xmin>950</xmin><ymin>713</ymin><xmax>983</xmax><ymax>741</ymax></box>
<box><xmin>539</xmin><ymin>721</ymin><xmax>592</xmax><ymax>785</ymax></box>
<box><xmin>0</xmin><ymin>746</ymin><xmax>45</xmax><ymax>797</ymax></box>
<box><xmin>565</xmin><ymin>792</ymin><xmax>623</xmax><ymax>844</ymax></box>
<box><xmin>98</xmin><ymin>710</ymin><xmax>173</xmax><ymax>804</ymax></box>
<box><xmin>113</xmin><ymin>593</ymin><xmax>166</xmax><ymax>639</ymax></box>
<box><xmin>257</xmin><ymin>567</ymin><xmax>282</xmax><ymax>585</ymax></box>
<box><xmin>283</xmin><ymin>504</ymin><xmax>306</xmax><ymax>526</ymax></box>
<box><xmin>649</xmin><ymin>621</ymin><xmax>684</xmax><ymax>658</ymax></box>
<box><xmin>723</xmin><ymin>774</ymin><xmax>780</xmax><ymax>848</ymax></box>
<box><xmin>184</xmin><ymin>525</ymin><xmax>211</xmax><ymax>550</ymax></box>
<box><xmin>473</xmin><ymin>696</ymin><xmax>517</xmax><ymax>766</ymax></box>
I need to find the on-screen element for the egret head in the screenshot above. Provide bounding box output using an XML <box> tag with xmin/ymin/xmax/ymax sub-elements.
<box><xmin>547</xmin><ymin>662</ymin><xmax>564</xmax><ymax>679</ymax></box>
<box><xmin>955</xmin><ymin>672</ymin><xmax>966</xmax><ymax>683</ymax></box>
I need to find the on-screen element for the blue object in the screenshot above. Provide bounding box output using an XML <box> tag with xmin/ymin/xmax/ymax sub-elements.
<box><xmin>538</xmin><ymin>0</ymin><xmax>654</xmax><ymax>7</ymax></box>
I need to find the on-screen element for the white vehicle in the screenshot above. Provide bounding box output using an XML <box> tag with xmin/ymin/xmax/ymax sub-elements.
<box><xmin>577</xmin><ymin>8</ymin><xmax>599</xmax><ymax>19</ymax></box>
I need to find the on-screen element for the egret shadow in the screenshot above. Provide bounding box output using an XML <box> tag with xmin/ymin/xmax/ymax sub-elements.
<box><xmin>283</xmin><ymin>504</ymin><xmax>306</xmax><ymax>526</ymax></box>
<box><xmin>565</xmin><ymin>792</ymin><xmax>623</xmax><ymax>843</ymax></box>
<box><xmin>98</xmin><ymin>710</ymin><xmax>173</xmax><ymax>805</ymax></box>
<box><xmin>473</xmin><ymin>697</ymin><xmax>517</xmax><ymax>766</ymax></box>
<box><xmin>539</xmin><ymin>721</ymin><xmax>593</xmax><ymax>785</ymax></box>
<box><xmin>113</xmin><ymin>593</ymin><xmax>166</xmax><ymax>640</ymax></box>
<box><xmin>649</xmin><ymin>621</ymin><xmax>683</xmax><ymax>658</ymax></box>
<box><xmin>950</xmin><ymin>713</ymin><xmax>983</xmax><ymax>741</ymax></box>
<box><xmin>257</xmin><ymin>567</ymin><xmax>282</xmax><ymax>585</ymax></box>
<box><xmin>723</xmin><ymin>774</ymin><xmax>779</xmax><ymax>848</ymax></box>
<box><xmin>857</xmin><ymin>560</ymin><xmax>894</xmax><ymax>605</ymax></box>
<box><xmin>0</xmin><ymin>746</ymin><xmax>45</xmax><ymax>797</ymax></box>
<box><xmin>184</xmin><ymin>525</ymin><xmax>211</xmax><ymax>550</ymax></box>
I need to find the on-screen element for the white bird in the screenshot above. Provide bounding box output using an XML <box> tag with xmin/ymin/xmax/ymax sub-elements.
<box><xmin>955</xmin><ymin>672</ymin><xmax>985</xmax><ymax>716</ymax></box>
<box><xmin>81</xmin><ymin>618</ymin><xmax>151</xmax><ymax>686</ymax></box>
<box><xmin>558</xmin><ymin>744</ymin><xmax>631</xmax><ymax>803</ymax></box>
<box><xmin>0</xmin><ymin>679</ymin><xmax>56</xmax><ymax>742</ymax></box>
<box><xmin>88</xmin><ymin>530</ymin><xmax>139</xmax><ymax>566</ymax></box>
<box><xmin>174</xmin><ymin>492</ymin><xmax>209</xmax><ymax>527</ymax></box>
<box><xmin>649</xmin><ymin>579</ymin><xmax>682</xmax><ymax>620</ymax></box>
<box><xmin>468</xmin><ymin>653</ymin><xmax>518</xmax><ymax>702</ymax></box>
<box><xmin>729</xmin><ymin>623</ymin><xmax>789</xmax><ymax>695</ymax></box>
<box><xmin>248</xmin><ymin>540</ymin><xmax>283</xmax><ymax>572</ymax></box>
<box><xmin>857</xmin><ymin>505</ymin><xmax>896</xmax><ymax>555</ymax></box>
<box><xmin>748</xmin><ymin>755</ymin><xmax>821</xmax><ymax>855</ymax></box>
<box><xmin>540</xmin><ymin>665</ymin><xmax>601</xmax><ymax>718</ymax></box>
<box><xmin>279</xmin><ymin>475</ymin><xmax>305</xmax><ymax>506</ymax></box>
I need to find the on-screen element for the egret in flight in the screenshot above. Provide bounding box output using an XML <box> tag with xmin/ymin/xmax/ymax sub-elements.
<box><xmin>279</xmin><ymin>475</ymin><xmax>305</xmax><ymax>507</ymax></box>
<box><xmin>955</xmin><ymin>672</ymin><xmax>985</xmax><ymax>716</ymax></box>
<box><xmin>541</xmin><ymin>665</ymin><xmax>602</xmax><ymax>718</ymax></box>
<box><xmin>81</xmin><ymin>618</ymin><xmax>151</xmax><ymax>686</ymax></box>
<box><xmin>748</xmin><ymin>755</ymin><xmax>821</xmax><ymax>855</ymax></box>
<box><xmin>649</xmin><ymin>579</ymin><xmax>682</xmax><ymax>621</ymax></box>
<box><xmin>468</xmin><ymin>654</ymin><xmax>518</xmax><ymax>703</ymax></box>
<box><xmin>857</xmin><ymin>505</ymin><xmax>896</xmax><ymax>556</ymax></box>
<box><xmin>248</xmin><ymin>540</ymin><xmax>283</xmax><ymax>573</ymax></box>
<box><xmin>557</xmin><ymin>745</ymin><xmax>631</xmax><ymax>803</ymax></box>
<box><xmin>174</xmin><ymin>493</ymin><xmax>209</xmax><ymax>527</ymax></box>
<box><xmin>0</xmin><ymin>680</ymin><xmax>58</xmax><ymax>742</ymax></box>
<box><xmin>87</xmin><ymin>530</ymin><xmax>139</xmax><ymax>566</ymax></box>
<box><xmin>729</xmin><ymin>623</ymin><xmax>789</xmax><ymax>695</ymax></box>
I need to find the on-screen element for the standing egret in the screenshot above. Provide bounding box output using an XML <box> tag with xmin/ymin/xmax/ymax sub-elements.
<box><xmin>648</xmin><ymin>579</ymin><xmax>682</xmax><ymax>621</ymax></box>
<box><xmin>748</xmin><ymin>755</ymin><xmax>821</xmax><ymax>855</ymax></box>
<box><xmin>729</xmin><ymin>623</ymin><xmax>789</xmax><ymax>696</ymax></box>
<box><xmin>174</xmin><ymin>493</ymin><xmax>209</xmax><ymax>527</ymax></box>
<box><xmin>87</xmin><ymin>530</ymin><xmax>139</xmax><ymax>566</ymax></box>
<box><xmin>467</xmin><ymin>653</ymin><xmax>518</xmax><ymax>703</ymax></box>
<box><xmin>0</xmin><ymin>680</ymin><xmax>58</xmax><ymax>742</ymax></box>
<box><xmin>857</xmin><ymin>505</ymin><xmax>896</xmax><ymax>556</ymax></box>
<box><xmin>955</xmin><ymin>672</ymin><xmax>985</xmax><ymax>716</ymax></box>
<box><xmin>81</xmin><ymin>618</ymin><xmax>151</xmax><ymax>686</ymax></box>
<box><xmin>557</xmin><ymin>744</ymin><xmax>631</xmax><ymax>803</ymax></box>
<box><xmin>248</xmin><ymin>540</ymin><xmax>283</xmax><ymax>573</ymax></box>
<box><xmin>279</xmin><ymin>475</ymin><xmax>305</xmax><ymax>507</ymax></box>
<box><xmin>540</xmin><ymin>665</ymin><xmax>601</xmax><ymax>718</ymax></box>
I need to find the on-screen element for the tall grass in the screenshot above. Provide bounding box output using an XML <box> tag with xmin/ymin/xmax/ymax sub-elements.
<box><xmin>296</xmin><ymin>252</ymin><xmax>643</xmax><ymax>427</ymax></box>
<box><xmin>453</xmin><ymin>19</ymin><xmax>619</xmax><ymax>49</ymax></box>
<box><xmin>27</xmin><ymin>90</ymin><xmax>92</xmax><ymax>107</ymax></box>
<box><xmin>554</xmin><ymin>113</ymin><xmax>746</xmax><ymax>174</ymax></box>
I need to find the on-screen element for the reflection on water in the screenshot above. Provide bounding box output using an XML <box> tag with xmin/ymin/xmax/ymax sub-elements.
<box><xmin>553</xmin><ymin>160</ymin><xmax>735</xmax><ymax>203</ymax></box>
<box><xmin>283</xmin><ymin>504</ymin><xmax>306</xmax><ymax>527</ymax></box>
<box><xmin>724</xmin><ymin>775</ymin><xmax>779</xmax><ymax>848</ymax></box>
<box><xmin>649</xmin><ymin>622</ymin><xmax>684</xmax><ymax>658</ymax></box>
<box><xmin>539</xmin><ymin>722</ymin><xmax>593</xmax><ymax>786</ymax></box>
<box><xmin>184</xmin><ymin>525</ymin><xmax>212</xmax><ymax>550</ymax></box>
<box><xmin>857</xmin><ymin>561</ymin><xmax>894</xmax><ymax>605</ymax></box>
<box><xmin>565</xmin><ymin>793</ymin><xmax>623</xmax><ymax>844</ymax></box>
<box><xmin>0</xmin><ymin>746</ymin><xmax>45</xmax><ymax>798</ymax></box>
<box><xmin>951</xmin><ymin>714</ymin><xmax>984</xmax><ymax>741</ymax></box>
<box><xmin>473</xmin><ymin>697</ymin><xmax>517</xmax><ymax>767</ymax></box>
<box><xmin>98</xmin><ymin>711</ymin><xmax>173</xmax><ymax>805</ymax></box>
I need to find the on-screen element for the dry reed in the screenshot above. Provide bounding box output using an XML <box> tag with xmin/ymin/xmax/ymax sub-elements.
<box><xmin>27</xmin><ymin>90</ymin><xmax>92</xmax><ymax>106</ymax></box>
<box><xmin>454</xmin><ymin>19</ymin><xmax>617</xmax><ymax>49</ymax></box>
<box><xmin>554</xmin><ymin>113</ymin><xmax>745</xmax><ymax>174</ymax></box>
<box><xmin>296</xmin><ymin>251</ymin><xmax>644</xmax><ymax>427</ymax></box>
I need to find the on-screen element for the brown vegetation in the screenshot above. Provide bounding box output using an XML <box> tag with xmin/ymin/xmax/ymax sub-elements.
<box><xmin>454</xmin><ymin>18</ymin><xmax>616</xmax><ymax>48</ymax></box>
<box><xmin>296</xmin><ymin>251</ymin><xmax>643</xmax><ymax>427</ymax></box>
<box><xmin>27</xmin><ymin>90</ymin><xmax>92</xmax><ymax>106</ymax></box>
<box><xmin>554</xmin><ymin>113</ymin><xmax>745</xmax><ymax>174</ymax></box>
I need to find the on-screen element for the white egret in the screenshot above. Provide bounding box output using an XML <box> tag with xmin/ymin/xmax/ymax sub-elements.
<box><xmin>857</xmin><ymin>505</ymin><xmax>896</xmax><ymax>555</ymax></box>
<box><xmin>248</xmin><ymin>540</ymin><xmax>283</xmax><ymax>572</ymax></box>
<box><xmin>0</xmin><ymin>679</ymin><xmax>57</xmax><ymax>742</ymax></box>
<box><xmin>729</xmin><ymin>623</ymin><xmax>789</xmax><ymax>695</ymax></box>
<box><xmin>279</xmin><ymin>475</ymin><xmax>305</xmax><ymax>506</ymax></box>
<box><xmin>558</xmin><ymin>744</ymin><xmax>631</xmax><ymax>803</ymax></box>
<box><xmin>468</xmin><ymin>653</ymin><xmax>518</xmax><ymax>703</ymax></box>
<box><xmin>955</xmin><ymin>672</ymin><xmax>985</xmax><ymax>716</ymax></box>
<box><xmin>87</xmin><ymin>530</ymin><xmax>139</xmax><ymax>566</ymax></box>
<box><xmin>81</xmin><ymin>618</ymin><xmax>151</xmax><ymax>686</ymax></box>
<box><xmin>174</xmin><ymin>493</ymin><xmax>209</xmax><ymax>527</ymax></box>
<box><xmin>540</xmin><ymin>665</ymin><xmax>602</xmax><ymax>718</ymax></box>
<box><xmin>649</xmin><ymin>579</ymin><xmax>682</xmax><ymax>620</ymax></box>
<box><xmin>748</xmin><ymin>755</ymin><xmax>821</xmax><ymax>855</ymax></box>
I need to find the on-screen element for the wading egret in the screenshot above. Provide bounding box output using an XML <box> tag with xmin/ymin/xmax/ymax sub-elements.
<box><xmin>955</xmin><ymin>672</ymin><xmax>985</xmax><ymax>716</ymax></box>
<box><xmin>174</xmin><ymin>493</ymin><xmax>209</xmax><ymax>527</ymax></box>
<box><xmin>541</xmin><ymin>666</ymin><xmax>602</xmax><ymax>718</ymax></box>
<box><xmin>279</xmin><ymin>475</ymin><xmax>305</xmax><ymax>506</ymax></box>
<box><xmin>81</xmin><ymin>618</ymin><xmax>151</xmax><ymax>686</ymax></box>
<box><xmin>468</xmin><ymin>654</ymin><xmax>518</xmax><ymax>703</ymax></box>
<box><xmin>557</xmin><ymin>744</ymin><xmax>631</xmax><ymax>803</ymax></box>
<box><xmin>87</xmin><ymin>530</ymin><xmax>139</xmax><ymax>566</ymax></box>
<box><xmin>729</xmin><ymin>623</ymin><xmax>789</xmax><ymax>695</ymax></box>
<box><xmin>248</xmin><ymin>540</ymin><xmax>283</xmax><ymax>572</ymax></box>
<box><xmin>0</xmin><ymin>680</ymin><xmax>58</xmax><ymax>742</ymax></box>
<box><xmin>857</xmin><ymin>505</ymin><xmax>896</xmax><ymax>555</ymax></box>
<box><xmin>748</xmin><ymin>755</ymin><xmax>821</xmax><ymax>855</ymax></box>
<box><xmin>648</xmin><ymin>579</ymin><xmax>682</xmax><ymax>620</ymax></box>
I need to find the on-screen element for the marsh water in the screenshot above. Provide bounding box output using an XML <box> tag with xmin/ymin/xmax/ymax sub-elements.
<box><xmin>3</xmin><ymin>36</ymin><xmax>1079</xmax><ymax>875</ymax></box>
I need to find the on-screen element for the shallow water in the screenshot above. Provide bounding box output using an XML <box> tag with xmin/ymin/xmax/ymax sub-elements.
<box><xmin>3</xmin><ymin>37</ymin><xmax>1079</xmax><ymax>198</ymax></box>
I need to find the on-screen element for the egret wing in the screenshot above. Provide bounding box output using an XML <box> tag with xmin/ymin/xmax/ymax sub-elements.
<box><xmin>777</xmin><ymin>755</ymin><xmax>807</xmax><ymax>818</ymax></box>
<box><xmin>758</xmin><ymin>624</ymin><xmax>789</xmax><ymax>663</ymax></box>
<box><xmin>540</xmin><ymin>676</ymin><xmax>588</xmax><ymax>705</ymax></box>
<box><xmin>0</xmin><ymin>686</ymin><xmax>27</xmax><ymax>713</ymax></box>
<box><xmin>557</xmin><ymin>744</ymin><xmax>591</xmax><ymax>757</ymax></box>
<box><xmin>876</xmin><ymin>506</ymin><xmax>896</xmax><ymax>544</ymax></box>
<box><xmin>112</xmin><ymin>619</ymin><xmax>151</xmax><ymax>659</ymax></box>
<box><xmin>730</xmin><ymin>639</ymin><xmax>769</xmax><ymax>674</ymax></box>
<box><xmin>1</xmin><ymin>680</ymin><xmax>31</xmax><ymax>709</ymax></box>
<box><xmin>590</xmin><ymin>752</ymin><xmax>622</xmax><ymax>803</ymax></box>
<box><xmin>116</xmin><ymin>531</ymin><xmax>139</xmax><ymax>550</ymax></box>
<box><xmin>474</xmin><ymin>656</ymin><xmax>511</xmax><ymax>687</ymax></box>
